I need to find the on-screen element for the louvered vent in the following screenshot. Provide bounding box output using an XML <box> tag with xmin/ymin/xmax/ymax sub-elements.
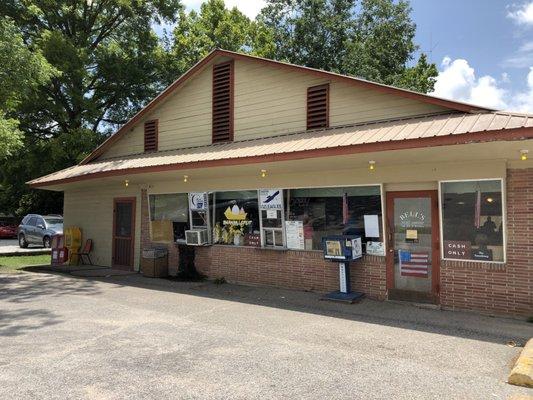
<box><xmin>212</xmin><ymin>61</ymin><xmax>234</xmax><ymax>143</ymax></box>
<box><xmin>307</xmin><ymin>84</ymin><xmax>329</xmax><ymax>130</ymax></box>
<box><xmin>144</xmin><ymin>120</ymin><xmax>158</xmax><ymax>152</ymax></box>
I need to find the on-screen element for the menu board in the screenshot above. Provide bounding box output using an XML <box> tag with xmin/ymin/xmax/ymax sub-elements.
<box><xmin>285</xmin><ymin>220</ymin><xmax>304</xmax><ymax>250</ymax></box>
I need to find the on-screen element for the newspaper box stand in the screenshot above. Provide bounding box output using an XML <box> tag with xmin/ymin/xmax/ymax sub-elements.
<box><xmin>51</xmin><ymin>234</ymin><xmax>68</xmax><ymax>265</ymax></box>
<box><xmin>322</xmin><ymin>235</ymin><xmax>364</xmax><ymax>303</ymax></box>
<box><xmin>64</xmin><ymin>227</ymin><xmax>81</xmax><ymax>265</ymax></box>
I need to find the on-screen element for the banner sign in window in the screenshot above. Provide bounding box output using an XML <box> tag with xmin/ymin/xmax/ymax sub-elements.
<box><xmin>189</xmin><ymin>192</ymin><xmax>208</xmax><ymax>211</ymax></box>
<box><xmin>259</xmin><ymin>189</ymin><xmax>283</xmax><ymax>209</ymax></box>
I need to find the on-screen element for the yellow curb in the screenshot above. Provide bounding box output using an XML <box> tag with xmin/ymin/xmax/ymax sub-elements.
<box><xmin>509</xmin><ymin>338</ymin><xmax>533</xmax><ymax>388</ymax></box>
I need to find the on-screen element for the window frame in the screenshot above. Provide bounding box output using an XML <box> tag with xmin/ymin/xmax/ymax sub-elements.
<box><xmin>147</xmin><ymin>183</ymin><xmax>385</xmax><ymax>253</ymax></box>
<box><xmin>147</xmin><ymin>192</ymin><xmax>190</xmax><ymax>243</ymax></box>
<box><xmin>438</xmin><ymin>178</ymin><xmax>506</xmax><ymax>264</ymax></box>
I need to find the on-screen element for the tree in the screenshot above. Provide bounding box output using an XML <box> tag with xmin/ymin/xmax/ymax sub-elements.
<box><xmin>0</xmin><ymin>0</ymin><xmax>181</xmax><ymax>216</ymax></box>
<box><xmin>162</xmin><ymin>0</ymin><xmax>274</xmax><ymax>84</ymax></box>
<box><xmin>0</xmin><ymin>17</ymin><xmax>55</xmax><ymax>159</ymax></box>
<box><xmin>258</xmin><ymin>0</ymin><xmax>437</xmax><ymax>93</ymax></box>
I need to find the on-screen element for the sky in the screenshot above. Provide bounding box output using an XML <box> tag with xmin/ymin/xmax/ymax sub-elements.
<box><xmin>177</xmin><ymin>0</ymin><xmax>533</xmax><ymax>113</ymax></box>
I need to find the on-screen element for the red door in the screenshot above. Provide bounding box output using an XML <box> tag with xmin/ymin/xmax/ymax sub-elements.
<box><xmin>386</xmin><ymin>191</ymin><xmax>440</xmax><ymax>303</ymax></box>
<box><xmin>112</xmin><ymin>197</ymin><xmax>136</xmax><ymax>270</ymax></box>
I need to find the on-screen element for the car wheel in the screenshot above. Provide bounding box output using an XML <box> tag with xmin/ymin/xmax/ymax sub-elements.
<box><xmin>19</xmin><ymin>234</ymin><xmax>28</xmax><ymax>248</ymax></box>
<box><xmin>43</xmin><ymin>236</ymin><xmax>51</xmax><ymax>248</ymax></box>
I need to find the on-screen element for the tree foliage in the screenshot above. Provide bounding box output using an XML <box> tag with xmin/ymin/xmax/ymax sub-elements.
<box><xmin>0</xmin><ymin>0</ymin><xmax>181</xmax><ymax>215</ymax></box>
<box><xmin>258</xmin><ymin>0</ymin><xmax>437</xmax><ymax>92</ymax></box>
<box><xmin>0</xmin><ymin>17</ymin><xmax>55</xmax><ymax>159</ymax></box>
<box><xmin>161</xmin><ymin>0</ymin><xmax>274</xmax><ymax>84</ymax></box>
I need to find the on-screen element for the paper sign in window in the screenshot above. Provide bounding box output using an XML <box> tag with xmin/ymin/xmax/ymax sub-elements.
<box><xmin>406</xmin><ymin>229</ymin><xmax>418</xmax><ymax>240</ymax></box>
<box><xmin>363</xmin><ymin>215</ymin><xmax>380</xmax><ymax>238</ymax></box>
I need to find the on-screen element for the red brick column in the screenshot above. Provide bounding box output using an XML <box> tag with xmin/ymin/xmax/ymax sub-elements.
<box><xmin>439</xmin><ymin>168</ymin><xmax>533</xmax><ymax>316</ymax></box>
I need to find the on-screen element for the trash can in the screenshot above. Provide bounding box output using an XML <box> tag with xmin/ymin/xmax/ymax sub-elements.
<box><xmin>141</xmin><ymin>248</ymin><xmax>168</xmax><ymax>278</ymax></box>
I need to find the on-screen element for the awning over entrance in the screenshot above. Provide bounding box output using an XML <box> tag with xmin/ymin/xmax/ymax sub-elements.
<box><xmin>28</xmin><ymin>111</ymin><xmax>533</xmax><ymax>188</ymax></box>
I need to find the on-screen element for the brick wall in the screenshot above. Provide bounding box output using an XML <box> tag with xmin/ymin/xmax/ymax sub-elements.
<box><xmin>141</xmin><ymin>168</ymin><xmax>533</xmax><ymax>316</ymax></box>
<box><xmin>195</xmin><ymin>246</ymin><xmax>387</xmax><ymax>300</ymax></box>
<box><xmin>439</xmin><ymin>168</ymin><xmax>533</xmax><ymax>316</ymax></box>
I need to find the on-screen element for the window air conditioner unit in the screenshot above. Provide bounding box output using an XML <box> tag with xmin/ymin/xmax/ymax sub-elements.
<box><xmin>185</xmin><ymin>229</ymin><xmax>209</xmax><ymax>246</ymax></box>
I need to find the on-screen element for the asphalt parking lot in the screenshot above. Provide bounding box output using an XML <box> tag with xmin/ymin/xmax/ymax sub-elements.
<box><xmin>0</xmin><ymin>271</ymin><xmax>532</xmax><ymax>400</ymax></box>
<box><xmin>0</xmin><ymin>239</ymin><xmax>50</xmax><ymax>255</ymax></box>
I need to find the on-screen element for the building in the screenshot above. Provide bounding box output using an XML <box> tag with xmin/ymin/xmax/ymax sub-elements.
<box><xmin>29</xmin><ymin>49</ymin><xmax>533</xmax><ymax>316</ymax></box>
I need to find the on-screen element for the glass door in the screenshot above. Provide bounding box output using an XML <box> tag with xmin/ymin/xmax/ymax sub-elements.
<box><xmin>386</xmin><ymin>191</ymin><xmax>439</xmax><ymax>303</ymax></box>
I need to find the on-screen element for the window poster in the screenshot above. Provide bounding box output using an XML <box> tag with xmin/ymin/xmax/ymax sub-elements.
<box><xmin>285</xmin><ymin>220</ymin><xmax>304</xmax><ymax>250</ymax></box>
<box><xmin>189</xmin><ymin>192</ymin><xmax>208</xmax><ymax>211</ymax></box>
<box><xmin>366</xmin><ymin>241</ymin><xmax>385</xmax><ymax>256</ymax></box>
<box><xmin>259</xmin><ymin>189</ymin><xmax>283</xmax><ymax>209</ymax></box>
<box><xmin>363</xmin><ymin>214</ymin><xmax>380</xmax><ymax>238</ymax></box>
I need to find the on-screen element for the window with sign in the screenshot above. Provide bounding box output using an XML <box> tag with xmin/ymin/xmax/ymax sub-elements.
<box><xmin>441</xmin><ymin>179</ymin><xmax>504</xmax><ymax>262</ymax></box>
<box><xmin>286</xmin><ymin>186</ymin><xmax>383</xmax><ymax>252</ymax></box>
<box><xmin>149</xmin><ymin>193</ymin><xmax>189</xmax><ymax>242</ymax></box>
<box><xmin>259</xmin><ymin>189</ymin><xmax>285</xmax><ymax>248</ymax></box>
<box><xmin>212</xmin><ymin>191</ymin><xmax>260</xmax><ymax>246</ymax></box>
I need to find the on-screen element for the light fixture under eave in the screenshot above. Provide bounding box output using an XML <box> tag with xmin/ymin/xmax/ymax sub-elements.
<box><xmin>124</xmin><ymin>179</ymin><xmax>129</xmax><ymax>188</ymax></box>
<box><xmin>520</xmin><ymin>150</ymin><xmax>529</xmax><ymax>161</ymax></box>
<box><xmin>486</xmin><ymin>197</ymin><xmax>494</xmax><ymax>203</ymax></box>
<box><xmin>368</xmin><ymin>160</ymin><xmax>376</xmax><ymax>171</ymax></box>
<box><xmin>183</xmin><ymin>175</ymin><xmax>188</xmax><ymax>183</ymax></box>
<box><xmin>260</xmin><ymin>169</ymin><xmax>267</xmax><ymax>178</ymax></box>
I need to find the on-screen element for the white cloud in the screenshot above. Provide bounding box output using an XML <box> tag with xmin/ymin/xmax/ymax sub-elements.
<box><xmin>181</xmin><ymin>0</ymin><xmax>266</xmax><ymax>18</ymax></box>
<box><xmin>502</xmin><ymin>40</ymin><xmax>533</xmax><ymax>68</ymax></box>
<box><xmin>507</xmin><ymin>1</ymin><xmax>533</xmax><ymax>25</ymax></box>
<box><xmin>431</xmin><ymin>57</ymin><xmax>533</xmax><ymax>112</ymax></box>
<box><xmin>512</xmin><ymin>67</ymin><xmax>533</xmax><ymax>112</ymax></box>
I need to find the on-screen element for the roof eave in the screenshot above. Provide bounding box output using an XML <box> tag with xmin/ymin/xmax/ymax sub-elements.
<box><xmin>29</xmin><ymin>126</ymin><xmax>533</xmax><ymax>189</ymax></box>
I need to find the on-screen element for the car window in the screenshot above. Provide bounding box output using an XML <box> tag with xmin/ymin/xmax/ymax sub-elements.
<box><xmin>36</xmin><ymin>218</ymin><xmax>45</xmax><ymax>227</ymax></box>
<box><xmin>27</xmin><ymin>217</ymin><xmax>37</xmax><ymax>226</ymax></box>
<box><xmin>22</xmin><ymin>216</ymin><xmax>30</xmax><ymax>225</ymax></box>
<box><xmin>44</xmin><ymin>218</ymin><xmax>63</xmax><ymax>225</ymax></box>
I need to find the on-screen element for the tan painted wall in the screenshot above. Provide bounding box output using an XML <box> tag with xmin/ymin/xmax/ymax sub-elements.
<box><xmin>63</xmin><ymin>185</ymin><xmax>142</xmax><ymax>270</ymax></box>
<box><xmin>98</xmin><ymin>57</ymin><xmax>449</xmax><ymax>160</ymax></box>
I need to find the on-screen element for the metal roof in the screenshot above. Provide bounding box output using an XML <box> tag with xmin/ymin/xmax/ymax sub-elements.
<box><xmin>28</xmin><ymin>111</ymin><xmax>533</xmax><ymax>187</ymax></box>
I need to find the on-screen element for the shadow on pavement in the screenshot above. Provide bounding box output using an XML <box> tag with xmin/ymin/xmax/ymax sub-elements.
<box><xmin>96</xmin><ymin>273</ymin><xmax>533</xmax><ymax>346</ymax></box>
<box><xmin>0</xmin><ymin>308</ymin><xmax>61</xmax><ymax>337</ymax></box>
<box><xmin>10</xmin><ymin>267</ymin><xmax>533</xmax><ymax>346</ymax></box>
<box><xmin>0</xmin><ymin>268</ymin><xmax>101</xmax><ymax>304</ymax></box>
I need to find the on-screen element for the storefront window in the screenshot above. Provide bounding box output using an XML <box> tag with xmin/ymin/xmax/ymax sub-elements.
<box><xmin>212</xmin><ymin>191</ymin><xmax>260</xmax><ymax>246</ymax></box>
<box><xmin>286</xmin><ymin>186</ymin><xmax>383</xmax><ymax>251</ymax></box>
<box><xmin>149</xmin><ymin>193</ymin><xmax>189</xmax><ymax>242</ymax></box>
<box><xmin>441</xmin><ymin>180</ymin><xmax>504</xmax><ymax>262</ymax></box>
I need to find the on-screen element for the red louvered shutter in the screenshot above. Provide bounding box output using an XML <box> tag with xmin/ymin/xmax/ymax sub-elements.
<box><xmin>212</xmin><ymin>61</ymin><xmax>234</xmax><ymax>143</ymax></box>
<box><xmin>307</xmin><ymin>84</ymin><xmax>329</xmax><ymax>130</ymax></box>
<box><xmin>144</xmin><ymin>120</ymin><xmax>158</xmax><ymax>152</ymax></box>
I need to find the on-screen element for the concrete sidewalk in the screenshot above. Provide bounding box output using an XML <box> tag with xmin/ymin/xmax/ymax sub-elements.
<box><xmin>1</xmin><ymin>271</ymin><xmax>532</xmax><ymax>399</ymax></box>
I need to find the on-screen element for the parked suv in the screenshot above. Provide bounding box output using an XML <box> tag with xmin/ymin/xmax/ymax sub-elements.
<box><xmin>18</xmin><ymin>214</ymin><xmax>63</xmax><ymax>248</ymax></box>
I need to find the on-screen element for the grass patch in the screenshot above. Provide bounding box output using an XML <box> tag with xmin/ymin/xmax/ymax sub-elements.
<box><xmin>0</xmin><ymin>254</ymin><xmax>50</xmax><ymax>273</ymax></box>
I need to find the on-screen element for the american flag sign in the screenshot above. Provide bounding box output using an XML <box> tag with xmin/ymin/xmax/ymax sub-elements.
<box><xmin>399</xmin><ymin>250</ymin><xmax>429</xmax><ymax>278</ymax></box>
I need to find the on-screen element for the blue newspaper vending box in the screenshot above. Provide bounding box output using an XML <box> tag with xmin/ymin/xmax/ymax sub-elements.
<box><xmin>322</xmin><ymin>235</ymin><xmax>364</xmax><ymax>303</ymax></box>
